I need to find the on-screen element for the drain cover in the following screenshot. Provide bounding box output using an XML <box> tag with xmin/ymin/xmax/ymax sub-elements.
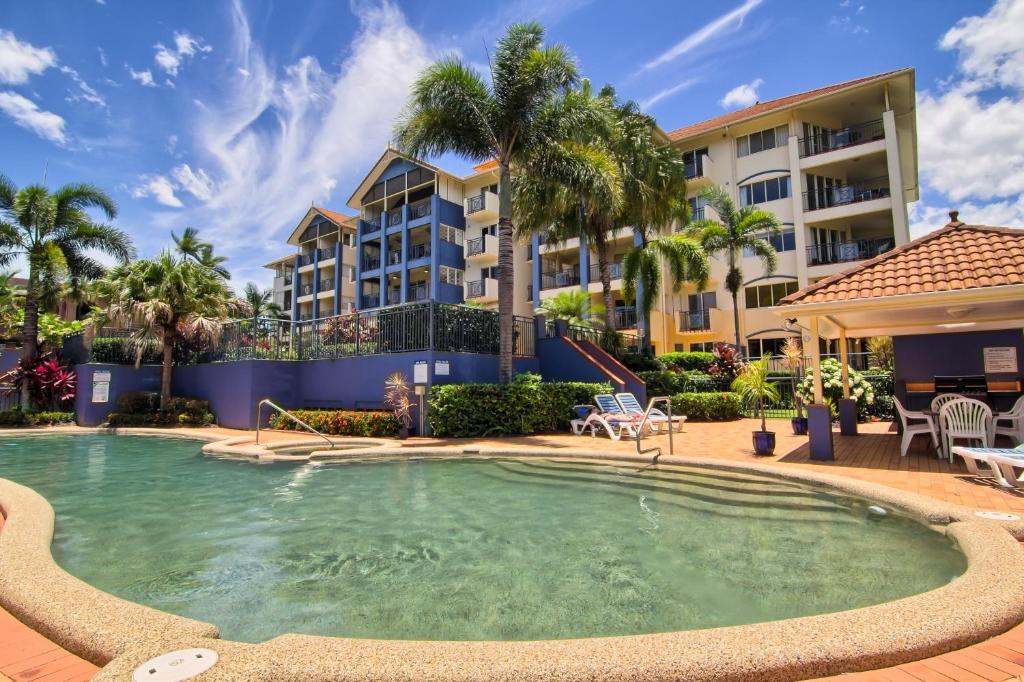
<box><xmin>132</xmin><ymin>648</ymin><xmax>219</xmax><ymax>682</ymax></box>
<box><xmin>975</xmin><ymin>510</ymin><xmax>1021</xmax><ymax>521</ymax></box>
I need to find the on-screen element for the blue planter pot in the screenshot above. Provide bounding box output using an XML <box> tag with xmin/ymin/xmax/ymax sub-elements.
<box><xmin>791</xmin><ymin>417</ymin><xmax>808</xmax><ymax>436</ymax></box>
<box><xmin>752</xmin><ymin>430</ymin><xmax>776</xmax><ymax>456</ymax></box>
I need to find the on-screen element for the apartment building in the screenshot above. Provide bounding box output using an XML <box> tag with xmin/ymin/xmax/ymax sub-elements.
<box><xmin>264</xmin><ymin>68</ymin><xmax>918</xmax><ymax>360</ymax></box>
<box><xmin>263</xmin><ymin>206</ymin><xmax>358</xmax><ymax>321</ymax></box>
<box><xmin>652</xmin><ymin>67</ymin><xmax>918</xmax><ymax>357</ymax></box>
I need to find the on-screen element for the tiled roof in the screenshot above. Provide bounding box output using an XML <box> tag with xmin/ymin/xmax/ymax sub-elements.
<box><xmin>780</xmin><ymin>218</ymin><xmax>1024</xmax><ymax>306</ymax></box>
<box><xmin>472</xmin><ymin>159</ymin><xmax>498</xmax><ymax>172</ymax></box>
<box><xmin>313</xmin><ymin>207</ymin><xmax>354</xmax><ymax>225</ymax></box>
<box><xmin>665</xmin><ymin>69</ymin><xmax>909</xmax><ymax>142</ymax></box>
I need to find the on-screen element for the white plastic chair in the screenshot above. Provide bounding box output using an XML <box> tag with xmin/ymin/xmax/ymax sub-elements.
<box><xmin>994</xmin><ymin>395</ymin><xmax>1024</xmax><ymax>446</ymax></box>
<box><xmin>939</xmin><ymin>398</ymin><xmax>993</xmax><ymax>462</ymax></box>
<box><xmin>931</xmin><ymin>393</ymin><xmax>964</xmax><ymax>413</ymax></box>
<box><xmin>894</xmin><ymin>398</ymin><xmax>938</xmax><ymax>457</ymax></box>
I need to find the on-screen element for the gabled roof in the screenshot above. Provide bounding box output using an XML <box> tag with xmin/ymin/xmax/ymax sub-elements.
<box><xmin>284</xmin><ymin>206</ymin><xmax>355</xmax><ymax>246</ymax></box>
<box><xmin>665</xmin><ymin>68</ymin><xmax>912</xmax><ymax>142</ymax></box>
<box><xmin>780</xmin><ymin>215</ymin><xmax>1024</xmax><ymax>306</ymax></box>
<box><xmin>345</xmin><ymin>148</ymin><xmax>460</xmax><ymax>209</ymax></box>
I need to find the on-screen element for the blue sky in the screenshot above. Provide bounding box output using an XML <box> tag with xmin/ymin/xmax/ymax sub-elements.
<box><xmin>1</xmin><ymin>0</ymin><xmax>1021</xmax><ymax>288</ymax></box>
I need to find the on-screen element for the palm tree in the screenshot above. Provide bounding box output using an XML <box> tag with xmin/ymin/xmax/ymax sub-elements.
<box><xmin>534</xmin><ymin>290</ymin><xmax>604</xmax><ymax>328</ymax></box>
<box><xmin>173</xmin><ymin>226</ymin><xmax>230</xmax><ymax>279</ymax></box>
<box><xmin>732</xmin><ymin>355</ymin><xmax>780</xmax><ymax>434</ymax></box>
<box><xmin>243</xmin><ymin>282</ymin><xmax>283</xmax><ymax>318</ymax></box>
<box><xmin>684</xmin><ymin>186</ymin><xmax>782</xmax><ymax>350</ymax></box>
<box><xmin>394</xmin><ymin>22</ymin><xmax>577</xmax><ymax>384</ymax></box>
<box><xmin>0</xmin><ymin>175</ymin><xmax>135</xmax><ymax>408</ymax></box>
<box><xmin>94</xmin><ymin>252</ymin><xmax>242</xmax><ymax>410</ymax></box>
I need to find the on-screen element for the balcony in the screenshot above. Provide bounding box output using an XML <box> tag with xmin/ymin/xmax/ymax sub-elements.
<box><xmin>387</xmin><ymin>250</ymin><xmax>402</xmax><ymax>266</ymax></box>
<box><xmin>799</xmin><ymin>119</ymin><xmax>884</xmax><ymax>158</ymax></box>
<box><xmin>613</xmin><ymin>306</ymin><xmax>637</xmax><ymax>330</ymax></box>
<box><xmin>316</xmin><ymin>247</ymin><xmax>334</xmax><ymax>261</ymax></box>
<box><xmin>299</xmin><ymin>252</ymin><xmax>315</xmax><ymax>267</ymax></box>
<box><xmin>408</xmin><ymin>283</ymin><xmax>430</xmax><ymax>301</ymax></box>
<box><xmin>283</xmin><ymin>275</ymin><xmax>293</xmax><ymax>286</ymax></box>
<box><xmin>803</xmin><ymin>177</ymin><xmax>891</xmax><ymax>212</ymax></box>
<box><xmin>541</xmin><ymin>268</ymin><xmax>581</xmax><ymax>290</ymax></box>
<box><xmin>807</xmin><ymin>236</ymin><xmax>896</xmax><ymax>267</ymax></box>
<box><xmin>464</xmin><ymin>190</ymin><xmax>498</xmax><ymax>219</ymax></box>
<box><xmin>409</xmin><ymin>198</ymin><xmax>432</xmax><ymax>220</ymax></box>
<box><xmin>387</xmin><ymin>288</ymin><xmax>402</xmax><ymax>305</ymax></box>
<box><xmin>360</xmin><ymin>218</ymin><xmax>380</xmax><ymax>235</ymax></box>
<box><xmin>300</xmin><ymin>284</ymin><xmax>314</xmax><ymax>296</ymax></box>
<box><xmin>408</xmin><ymin>243</ymin><xmax>431</xmax><ymax>261</ymax></box>
<box><xmin>678</xmin><ymin>309</ymin><xmax>712</xmax><ymax>332</ymax></box>
<box><xmin>386</xmin><ymin>208</ymin><xmax>403</xmax><ymax>228</ymax></box>
<box><xmin>363</xmin><ymin>294</ymin><xmax>380</xmax><ymax>308</ymax></box>
<box><xmin>319</xmin><ymin>278</ymin><xmax>334</xmax><ymax>292</ymax></box>
<box><xmin>588</xmin><ymin>261</ymin><xmax>623</xmax><ymax>283</ymax></box>
<box><xmin>465</xmin><ymin>234</ymin><xmax>497</xmax><ymax>261</ymax></box>
<box><xmin>362</xmin><ymin>256</ymin><xmax>381</xmax><ymax>271</ymax></box>
<box><xmin>465</xmin><ymin>277</ymin><xmax>498</xmax><ymax>302</ymax></box>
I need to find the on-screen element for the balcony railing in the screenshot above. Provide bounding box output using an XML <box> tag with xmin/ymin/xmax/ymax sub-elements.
<box><xmin>541</xmin><ymin>268</ymin><xmax>581</xmax><ymax>290</ymax></box>
<box><xmin>386</xmin><ymin>208</ymin><xmax>403</xmax><ymax>227</ymax></box>
<box><xmin>387</xmin><ymin>250</ymin><xmax>402</xmax><ymax>265</ymax></box>
<box><xmin>466</xmin><ymin>237</ymin><xmax>485</xmax><ymax>257</ymax></box>
<box><xmin>409</xmin><ymin>198</ymin><xmax>432</xmax><ymax>220</ymax></box>
<box><xmin>679</xmin><ymin>309</ymin><xmax>712</xmax><ymax>332</ymax></box>
<box><xmin>799</xmin><ymin>119</ymin><xmax>884</xmax><ymax>158</ymax></box>
<box><xmin>317</xmin><ymin>247</ymin><xmax>334</xmax><ymax>260</ymax></box>
<box><xmin>409</xmin><ymin>283</ymin><xmax>430</xmax><ymax>301</ymax></box>
<box><xmin>360</xmin><ymin>218</ymin><xmax>380</xmax><ymax>234</ymax></box>
<box><xmin>408</xmin><ymin>243</ymin><xmax>431</xmax><ymax>260</ymax></box>
<box><xmin>387</xmin><ymin>289</ymin><xmax>401</xmax><ymax>305</ymax></box>
<box><xmin>803</xmin><ymin>177</ymin><xmax>891</xmax><ymax>211</ymax></box>
<box><xmin>465</xmin><ymin>279</ymin><xmax>491</xmax><ymax>299</ymax></box>
<box><xmin>466</xmin><ymin>193</ymin><xmax>488</xmax><ymax>214</ymax></box>
<box><xmin>282</xmin><ymin>275</ymin><xmax>293</xmax><ymax>286</ymax></box>
<box><xmin>300</xmin><ymin>284</ymin><xmax>314</xmax><ymax>296</ymax></box>
<box><xmin>363</xmin><ymin>294</ymin><xmax>380</xmax><ymax>308</ymax></box>
<box><xmin>613</xmin><ymin>306</ymin><xmax>637</xmax><ymax>329</ymax></box>
<box><xmin>362</xmin><ymin>256</ymin><xmax>381</xmax><ymax>271</ymax></box>
<box><xmin>319</xmin><ymin>278</ymin><xmax>334</xmax><ymax>292</ymax></box>
<box><xmin>588</xmin><ymin>261</ymin><xmax>623</xmax><ymax>282</ymax></box>
<box><xmin>299</xmin><ymin>252</ymin><xmax>315</xmax><ymax>266</ymax></box>
<box><xmin>807</xmin><ymin>236</ymin><xmax>896</xmax><ymax>267</ymax></box>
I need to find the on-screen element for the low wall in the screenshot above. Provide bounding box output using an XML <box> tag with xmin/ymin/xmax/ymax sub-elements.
<box><xmin>74</xmin><ymin>364</ymin><xmax>161</xmax><ymax>426</ymax></box>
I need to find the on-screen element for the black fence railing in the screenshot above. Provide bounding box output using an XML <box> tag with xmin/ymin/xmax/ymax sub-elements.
<box><xmin>408</xmin><ymin>243</ymin><xmax>431</xmax><ymax>260</ymax></box>
<box><xmin>299</xmin><ymin>252</ymin><xmax>315</xmax><ymax>266</ymax></box>
<box><xmin>465</xmin><ymin>279</ymin><xmax>488</xmax><ymax>299</ymax></box>
<box><xmin>541</xmin><ymin>268</ymin><xmax>581</xmax><ymax>290</ymax></box>
<box><xmin>799</xmin><ymin>119</ymin><xmax>884</xmax><ymax>158</ymax></box>
<box><xmin>466</xmin><ymin>237</ymin><xmax>485</xmax><ymax>257</ymax></box>
<box><xmin>387</xmin><ymin>208</ymin><xmax>403</xmax><ymax>227</ymax></box>
<box><xmin>409</xmin><ymin>283</ymin><xmax>430</xmax><ymax>301</ymax></box>
<box><xmin>555</xmin><ymin>323</ymin><xmax>641</xmax><ymax>354</ymax></box>
<box><xmin>803</xmin><ymin>177</ymin><xmax>891</xmax><ymax>211</ymax></box>
<box><xmin>360</xmin><ymin>218</ymin><xmax>380</xmax><ymax>234</ymax></box>
<box><xmin>678</xmin><ymin>309</ymin><xmax>712</xmax><ymax>332</ymax></box>
<box><xmin>466</xmin><ymin>194</ymin><xmax>487</xmax><ymax>214</ymax></box>
<box><xmin>362</xmin><ymin>256</ymin><xmax>380</xmax><ymax>270</ymax></box>
<box><xmin>84</xmin><ymin>303</ymin><xmax>538</xmax><ymax>366</ymax></box>
<box><xmin>807</xmin><ymin>236</ymin><xmax>895</xmax><ymax>267</ymax></box>
<box><xmin>409</xmin><ymin>198</ymin><xmax>432</xmax><ymax>220</ymax></box>
<box><xmin>613</xmin><ymin>306</ymin><xmax>637</xmax><ymax>330</ymax></box>
<box><xmin>387</xmin><ymin>250</ymin><xmax>402</xmax><ymax>265</ymax></box>
<box><xmin>588</xmin><ymin>262</ymin><xmax>623</xmax><ymax>282</ymax></box>
<box><xmin>387</xmin><ymin>289</ymin><xmax>401</xmax><ymax>305</ymax></box>
<box><xmin>319</xmin><ymin>278</ymin><xmax>334</xmax><ymax>291</ymax></box>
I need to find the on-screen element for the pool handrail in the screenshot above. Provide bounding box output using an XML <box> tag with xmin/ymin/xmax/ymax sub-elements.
<box><xmin>636</xmin><ymin>396</ymin><xmax>674</xmax><ymax>460</ymax></box>
<box><xmin>255</xmin><ymin>398</ymin><xmax>335</xmax><ymax>449</ymax></box>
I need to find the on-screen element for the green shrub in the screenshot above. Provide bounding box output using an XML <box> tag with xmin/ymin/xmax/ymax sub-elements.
<box><xmin>658</xmin><ymin>351</ymin><xmax>714</xmax><ymax>372</ymax></box>
<box><xmin>429</xmin><ymin>380</ymin><xmax>611</xmax><ymax>437</ymax></box>
<box><xmin>268</xmin><ymin>409</ymin><xmax>399</xmax><ymax>437</ymax></box>
<box><xmin>637</xmin><ymin>370</ymin><xmax>683</xmax><ymax>397</ymax></box>
<box><xmin>670</xmin><ymin>392</ymin><xmax>743</xmax><ymax>421</ymax></box>
<box><xmin>0</xmin><ymin>408</ymin><xmax>75</xmax><ymax>426</ymax></box>
<box><xmin>107</xmin><ymin>393</ymin><xmax>215</xmax><ymax>427</ymax></box>
<box><xmin>618</xmin><ymin>352</ymin><xmax>663</xmax><ymax>372</ymax></box>
<box><xmin>117</xmin><ymin>391</ymin><xmax>160</xmax><ymax>414</ymax></box>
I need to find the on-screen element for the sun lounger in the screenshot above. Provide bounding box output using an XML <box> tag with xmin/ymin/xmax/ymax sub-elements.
<box><xmin>951</xmin><ymin>445</ymin><xmax>1024</xmax><ymax>488</ymax></box>
<box><xmin>570</xmin><ymin>402</ymin><xmax>639</xmax><ymax>441</ymax></box>
<box><xmin>614</xmin><ymin>392</ymin><xmax>686</xmax><ymax>433</ymax></box>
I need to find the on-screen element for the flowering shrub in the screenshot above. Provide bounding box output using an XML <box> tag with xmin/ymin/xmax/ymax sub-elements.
<box><xmin>1</xmin><ymin>352</ymin><xmax>77</xmax><ymax>410</ymax></box>
<box><xmin>707</xmin><ymin>342</ymin><xmax>746</xmax><ymax>380</ymax></box>
<box><xmin>269</xmin><ymin>409</ymin><xmax>400</xmax><ymax>437</ymax></box>
<box><xmin>796</xmin><ymin>358</ymin><xmax>875</xmax><ymax>412</ymax></box>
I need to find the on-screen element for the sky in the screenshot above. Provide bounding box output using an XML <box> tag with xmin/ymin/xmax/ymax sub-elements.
<box><xmin>0</xmin><ymin>0</ymin><xmax>1022</xmax><ymax>288</ymax></box>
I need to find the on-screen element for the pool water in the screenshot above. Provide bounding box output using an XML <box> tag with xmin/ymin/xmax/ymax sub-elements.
<box><xmin>0</xmin><ymin>435</ymin><xmax>965</xmax><ymax>643</ymax></box>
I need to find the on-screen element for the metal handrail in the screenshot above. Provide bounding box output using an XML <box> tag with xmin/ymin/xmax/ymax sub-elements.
<box><xmin>255</xmin><ymin>398</ymin><xmax>334</xmax><ymax>449</ymax></box>
<box><xmin>636</xmin><ymin>396</ymin><xmax>675</xmax><ymax>460</ymax></box>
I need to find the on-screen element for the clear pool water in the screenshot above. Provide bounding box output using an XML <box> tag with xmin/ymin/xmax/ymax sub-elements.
<box><xmin>0</xmin><ymin>435</ymin><xmax>965</xmax><ymax>643</ymax></box>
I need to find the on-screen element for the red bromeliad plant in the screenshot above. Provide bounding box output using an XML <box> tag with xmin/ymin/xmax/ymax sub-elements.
<box><xmin>707</xmin><ymin>342</ymin><xmax>746</xmax><ymax>381</ymax></box>
<box><xmin>1</xmin><ymin>351</ymin><xmax>77</xmax><ymax>410</ymax></box>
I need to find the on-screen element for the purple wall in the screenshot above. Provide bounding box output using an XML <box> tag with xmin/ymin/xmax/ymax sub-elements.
<box><xmin>0</xmin><ymin>348</ymin><xmax>21</xmax><ymax>375</ymax></box>
<box><xmin>894</xmin><ymin>329</ymin><xmax>1024</xmax><ymax>411</ymax></box>
<box><xmin>74</xmin><ymin>363</ymin><xmax>162</xmax><ymax>426</ymax></box>
<box><xmin>537</xmin><ymin>337</ymin><xmax>646</xmax><ymax>404</ymax></box>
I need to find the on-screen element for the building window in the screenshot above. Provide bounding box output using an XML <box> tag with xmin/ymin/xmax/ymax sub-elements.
<box><xmin>682</xmin><ymin>147</ymin><xmax>708</xmax><ymax>178</ymax></box>
<box><xmin>744</xmin><ymin>281</ymin><xmax>799</xmax><ymax>309</ymax></box>
<box><xmin>480</xmin><ymin>266</ymin><xmax>500</xmax><ymax>280</ymax></box>
<box><xmin>739</xmin><ymin>175</ymin><xmax>791</xmax><ymax>207</ymax></box>
<box><xmin>743</xmin><ymin>227</ymin><xmax>796</xmax><ymax>256</ymax></box>
<box><xmin>344</xmin><ymin>265</ymin><xmax>356</xmax><ymax>283</ymax></box>
<box><xmin>439</xmin><ymin>265</ymin><xmax>463</xmax><ymax>286</ymax></box>
<box><xmin>690</xmin><ymin>342</ymin><xmax>717</xmax><ymax>352</ymax></box>
<box><xmin>674</xmin><ymin>343</ymin><xmax>684</xmax><ymax>352</ymax></box>
<box><xmin>747</xmin><ymin>337</ymin><xmax>793</xmax><ymax>359</ymax></box>
<box><xmin>342</xmin><ymin>232</ymin><xmax>355</xmax><ymax>247</ymax></box>
<box><xmin>440</xmin><ymin>224</ymin><xmax>464</xmax><ymax>245</ymax></box>
<box><xmin>736</xmin><ymin>124</ymin><xmax>789</xmax><ymax>157</ymax></box>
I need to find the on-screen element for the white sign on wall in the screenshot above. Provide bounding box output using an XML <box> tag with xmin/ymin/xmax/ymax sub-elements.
<box><xmin>91</xmin><ymin>370</ymin><xmax>111</xmax><ymax>403</ymax></box>
<box><xmin>435</xmin><ymin>360</ymin><xmax>450</xmax><ymax>376</ymax></box>
<box><xmin>413</xmin><ymin>360</ymin><xmax>428</xmax><ymax>384</ymax></box>
<box><xmin>983</xmin><ymin>347</ymin><xmax>1018</xmax><ymax>373</ymax></box>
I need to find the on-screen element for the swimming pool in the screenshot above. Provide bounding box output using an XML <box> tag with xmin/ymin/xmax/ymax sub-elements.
<box><xmin>0</xmin><ymin>434</ymin><xmax>966</xmax><ymax>643</ymax></box>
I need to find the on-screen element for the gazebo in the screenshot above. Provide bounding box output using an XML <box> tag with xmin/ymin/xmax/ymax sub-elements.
<box><xmin>776</xmin><ymin>211</ymin><xmax>1024</xmax><ymax>459</ymax></box>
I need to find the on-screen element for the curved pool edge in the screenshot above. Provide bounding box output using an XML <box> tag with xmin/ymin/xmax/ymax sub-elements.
<box><xmin>0</xmin><ymin>435</ymin><xmax>1023</xmax><ymax>680</ymax></box>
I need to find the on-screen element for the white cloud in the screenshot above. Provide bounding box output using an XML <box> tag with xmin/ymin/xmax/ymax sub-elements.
<box><xmin>154</xmin><ymin>31</ymin><xmax>212</xmax><ymax>77</ymax></box>
<box><xmin>0</xmin><ymin>29</ymin><xmax>57</xmax><ymax>85</ymax></box>
<box><xmin>638</xmin><ymin>0</ymin><xmax>762</xmax><ymax>73</ymax></box>
<box><xmin>720</xmin><ymin>78</ymin><xmax>762</xmax><ymax>109</ymax></box>
<box><xmin>132</xmin><ymin>175</ymin><xmax>183</xmax><ymax>207</ymax></box>
<box><xmin>640</xmin><ymin>78</ymin><xmax>698</xmax><ymax>110</ymax></box>
<box><xmin>127</xmin><ymin>66</ymin><xmax>156</xmax><ymax>87</ymax></box>
<box><xmin>0</xmin><ymin>90</ymin><xmax>66</xmax><ymax>144</ymax></box>
<box><xmin>60</xmin><ymin>65</ymin><xmax>106</xmax><ymax>108</ymax></box>
<box><xmin>97</xmin><ymin>47</ymin><xmax>107</xmax><ymax>67</ymax></box>
<box><xmin>912</xmin><ymin>0</ymin><xmax>1024</xmax><ymax>233</ymax></box>
<box><xmin>137</xmin><ymin>0</ymin><xmax>435</xmax><ymax>257</ymax></box>
<box><xmin>167</xmin><ymin>134</ymin><xmax>178</xmax><ymax>154</ymax></box>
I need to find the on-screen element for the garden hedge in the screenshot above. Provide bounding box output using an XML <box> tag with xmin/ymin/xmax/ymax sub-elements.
<box><xmin>658</xmin><ymin>351</ymin><xmax>715</xmax><ymax>372</ymax></box>
<box><xmin>106</xmin><ymin>391</ymin><xmax>215</xmax><ymax>427</ymax></box>
<box><xmin>0</xmin><ymin>409</ymin><xmax>75</xmax><ymax>426</ymax></box>
<box><xmin>670</xmin><ymin>392</ymin><xmax>743</xmax><ymax>421</ymax></box>
<box><xmin>429</xmin><ymin>379</ymin><xmax>611</xmax><ymax>437</ymax></box>
<box><xmin>268</xmin><ymin>409</ymin><xmax>399</xmax><ymax>437</ymax></box>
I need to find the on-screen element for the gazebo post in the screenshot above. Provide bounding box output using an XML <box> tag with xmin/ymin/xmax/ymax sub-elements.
<box><xmin>838</xmin><ymin>326</ymin><xmax>858</xmax><ymax>435</ymax></box>
<box><xmin>807</xmin><ymin>315</ymin><xmax>835</xmax><ymax>461</ymax></box>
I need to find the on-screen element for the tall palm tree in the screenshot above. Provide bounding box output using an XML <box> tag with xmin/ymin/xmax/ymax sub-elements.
<box><xmin>173</xmin><ymin>226</ymin><xmax>230</xmax><ymax>279</ymax></box>
<box><xmin>243</xmin><ymin>282</ymin><xmax>283</xmax><ymax>318</ymax></box>
<box><xmin>94</xmin><ymin>252</ymin><xmax>242</xmax><ymax>410</ymax></box>
<box><xmin>394</xmin><ymin>22</ymin><xmax>577</xmax><ymax>384</ymax></box>
<box><xmin>684</xmin><ymin>186</ymin><xmax>782</xmax><ymax>350</ymax></box>
<box><xmin>0</xmin><ymin>175</ymin><xmax>135</xmax><ymax>408</ymax></box>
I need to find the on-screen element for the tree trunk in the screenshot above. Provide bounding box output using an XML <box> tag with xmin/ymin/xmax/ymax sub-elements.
<box><xmin>497</xmin><ymin>162</ymin><xmax>514</xmax><ymax>384</ymax></box>
<box><xmin>19</xmin><ymin>265</ymin><xmax>40</xmax><ymax>410</ymax></box>
<box><xmin>728</xmin><ymin>249</ymin><xmax>742</xmax><ymax>351</ymax></box>
<box><xmin>160</xmin><ymin>332</ymin><xmax>174</xmax><ymax>411</ymax></box>
<box><xmin>593</xmin><ymin>227</ymin><xmax>616</xmax><ymax>332</ymax></box>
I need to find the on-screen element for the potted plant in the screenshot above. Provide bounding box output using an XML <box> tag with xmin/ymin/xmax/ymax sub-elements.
<box><xmin>781</xmin><ymin>337</ymin><xmax>807</xmax><ymax>435</ymax></box>
<box><xmin>731</xmin><ymin>355</ymin><xmax>781</xmax><ymax>456</ymax></box>
<box><xmin>384</xmin><ymin>371</ymin><xmax>414</xmax><ymax>439</ymax></box>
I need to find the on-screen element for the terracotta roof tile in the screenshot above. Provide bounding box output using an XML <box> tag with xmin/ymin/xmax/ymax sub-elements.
<box><xmin>313</xmin><ymin>207</ymin><xmax>354</xmax><ymax>225</ymax></box>
<box><xmin>780</xmin><ymin>221</ymin><xmax>1024</xmax><ymax>306</ymax></box>
<box><xmin>665</xmin><ymin>69</ymin><xmax>909</xmax><ymax>142</ymax></box>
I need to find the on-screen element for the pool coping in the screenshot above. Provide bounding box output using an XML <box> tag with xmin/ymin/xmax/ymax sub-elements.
<box><xmin>2</xmin><ymin>430</ymin><xmax>1024</xmax><ymax>681</ymax></box>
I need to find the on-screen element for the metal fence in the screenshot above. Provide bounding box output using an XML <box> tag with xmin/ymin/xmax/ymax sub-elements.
<box><xmin>741</xmin><ymin>373</ymin><xmax>894</xmax><ymax>420</ymax></box>
<box><xmin>82</xmin><ymin>302</ymin><xmax>537</xmax><ymax>366</ymax></box>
